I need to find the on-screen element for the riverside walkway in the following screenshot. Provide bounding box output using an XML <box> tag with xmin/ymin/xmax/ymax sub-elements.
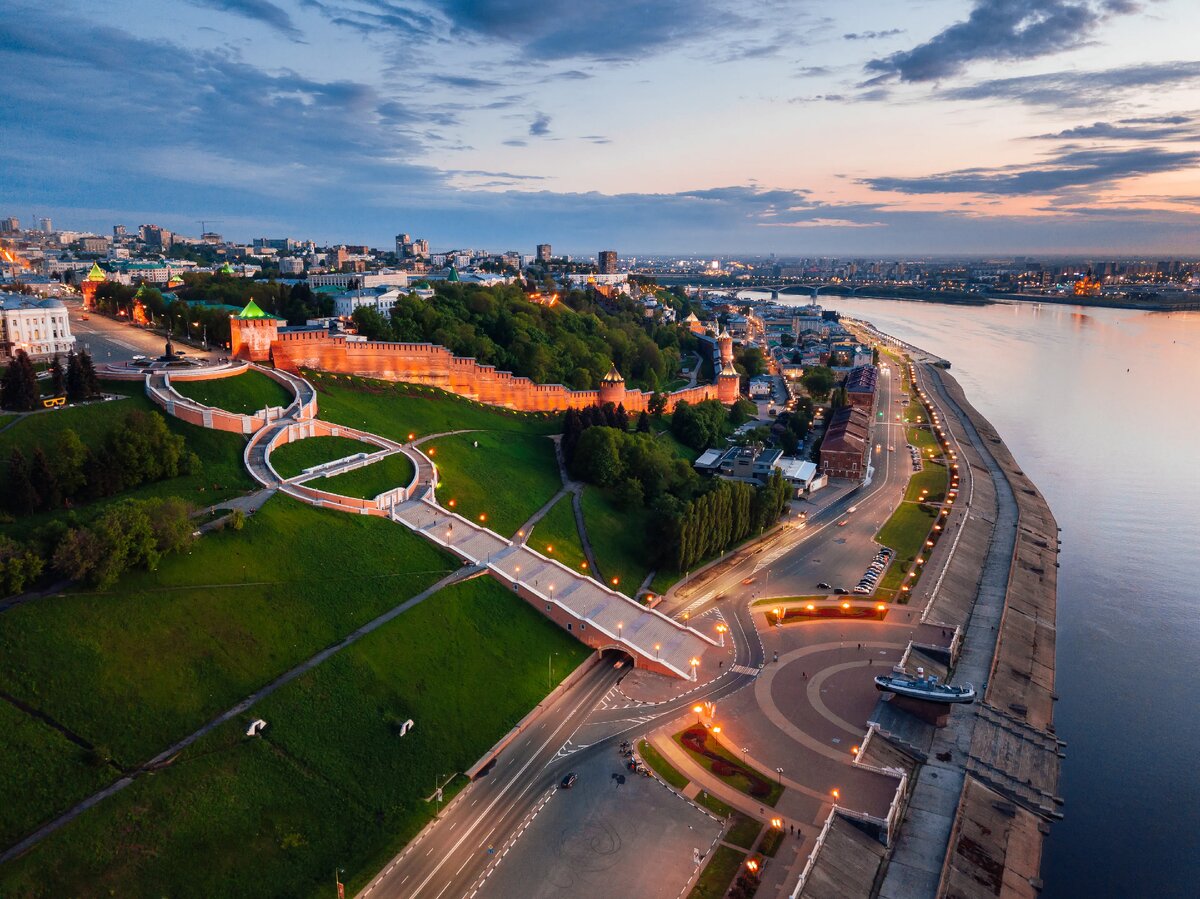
<box><xmin>151</xmin><ymin>365</ymin><xmax>714</xmax><ymax>681</ymax></box>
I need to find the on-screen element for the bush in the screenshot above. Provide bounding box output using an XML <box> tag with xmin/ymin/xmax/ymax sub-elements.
<box><xmin>228</xmin><ymin>509</ymin><xmax>246</xmax><ymax>531</ymax></box>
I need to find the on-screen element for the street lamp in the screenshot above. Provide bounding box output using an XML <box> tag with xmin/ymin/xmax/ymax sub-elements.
<box><xmin>772</xmin><ymin>607</ymin><xmax>782</xmax><ymax>627</ymax></box>
<box><xmin>654</xmin><ymin>643</ymin><xmax>661</xmax><ymax>659</ymax></box>
<box><xmin>831</xmin><ymin>788</ymin><xmax>840</xmax><ymax>806</ymax></box>
<box><xmin>690</xmin><ymin>656</ymin><xmax>699</xmax><ymax>680</ymax></box>
<box><xmin>617</xmin><ymin>621</ymin><xmax>622</xmax><ymax>641</ymax></box>
<box><xmin>693</xmin><ymin>704</ymin><xmax>704</xmax><ymax>724</ymax></box>
<box><xmin>716</xmin><ymin>622</ymin><xmax>727</xmax><ymax>647</ymax></box>
<box><xmin>775</xmin><ymin>767</ymin><xmax>783</xmax><ymax>785</ymax></box>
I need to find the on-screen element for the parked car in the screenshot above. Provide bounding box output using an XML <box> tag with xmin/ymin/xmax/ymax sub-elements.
<box><xmin>817</xmin><ymin>582</ymin><xmax>832</xmax><ymax>589</ymax></box>
<box><xmin>560</xmin><ymin>773</ymin><xmax>578</xmax><ymax>789</ymax></box>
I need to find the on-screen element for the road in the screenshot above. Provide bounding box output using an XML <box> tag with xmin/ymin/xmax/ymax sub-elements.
<box><xmin>63</xmin><ymin>300</ymin><xmax>218</xmax><ymax>364</ymax></box>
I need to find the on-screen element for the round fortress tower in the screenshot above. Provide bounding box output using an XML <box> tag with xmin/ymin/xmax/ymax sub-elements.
<box><xmin>598</xmin><ymin>364</ymin><xmax>626</xmax><ymax>406</ymax></box>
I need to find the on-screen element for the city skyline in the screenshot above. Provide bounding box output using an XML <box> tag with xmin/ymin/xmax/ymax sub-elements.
<box><xmin>4</xmin><ymin>0</ymin><xmax>1200</xmax><ymax>253</ymax></box>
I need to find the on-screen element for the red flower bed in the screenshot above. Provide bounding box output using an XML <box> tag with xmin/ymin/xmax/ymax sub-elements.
<box><xmin>680</xmin><ymin>726</ymin><xmax>773</xmax><ymax>799</ymax></box>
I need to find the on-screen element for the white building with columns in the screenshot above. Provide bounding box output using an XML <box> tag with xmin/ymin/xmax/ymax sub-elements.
<box><xmin>1</xmin><ymin>293</ymin><xmax>76</xmax><ymax>359</ymax></box>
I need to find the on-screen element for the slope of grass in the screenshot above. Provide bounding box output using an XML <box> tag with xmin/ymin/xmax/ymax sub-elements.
<box><xmin>0</xmin><ymin>578</ymin><xmax>590</xmax><ymax>899</ymax></box>
<box><xmin>318</xmin><ymin>453</ymin><xmax>416</xmax><ymax>500</ymax></box>
<box><xmin>431</xmin><ymin>431</ymin><xmax>561</xmax><ymax>537</ymax></box>
<box><xmin>307</xmin><ymin>375</ymin><xmax>561</xmax><ymax>442</ymax></box>
<box><xmin>172</xmin><ymin>369</ymin><xmax>292</xmax><ymax>414</ymax></box>
<box><xmin>638</xmin><ymin>739</ymin><xmax>689</xmax><ymax>791</ymax></box>
<box><xmin>269</xmin><ymin>435</ymin><xmax>378</xmax><ymax>479</ymax></box>
<box><xmin>725</xmin><ymin>814</ymin><xmax>763</xmax><ymax>850</ymax></box>
<box><xmin>528</xmin><ymin>494</ymin><xmax>587</xmax><ymax>574</ymax></box>
<box><xmin>0</xmin><ymin>701</ymin><xmax>115</xmax><ymax>850</ymax></box>
<box><xmin>581</xmin><ymin>487</ymin><xmax>654</xmax><ymax>596</ymax></box>
<box><xmin>0</xmin><ymin>495</ymin><xmax>455</xmax><ymax>771</ymax></box>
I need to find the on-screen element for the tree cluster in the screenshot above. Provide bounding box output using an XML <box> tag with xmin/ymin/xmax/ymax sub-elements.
<box><xmin>52</xmin><ymin>497</ymin><xmax>195</xmax><ymax>589</ymax></box>
<box><xmin>5</xmin><ymin>411</ymin><xmax>199</xmax><ymax>516</ymax></box>
<box><xmin>670</xmin><ymin>399</ymin><xmax>733</xmax><ymax>451</ymax></box>
<box><xmin>0</xmin><ymin>350</ymin><xmax>100</xmax><ymax>411</ymax></box>
<box><xmin>672</xmin><ymin>471</ymin><xmax>791</xmax><ymax>571</ymax></box>
<box><xmin>0</xmin><ymin>536</ymin><xmax>46</xmax><ymax>597</ymax></box>
<box><xmin>350</xmin><ymin>282</ymin><xmax>683</xmax><ymax>392</ymax></box>
<box><xmin>0</xmin><ymin>349</ymin><xmax>39</xmax><ymax>410</ymax></box>
<box><xmin>801</xmin><ymin>365</ymin><xmax>835</xmax><ymax>399</ymax></box>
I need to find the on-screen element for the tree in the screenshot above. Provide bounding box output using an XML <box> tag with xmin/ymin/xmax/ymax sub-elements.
<box><xmin>1</xmin><ymin>350</ymin><xmax>39</xmax><ymax>411</ymax></box>
<box><xmin>571</xmin><ymin>426</ymin><xmax>624</xmax><ymax>487</ymax></box>
<box><xmin>7</xmin><ymin>448</ymin><xmax>39</xmax><ymax>513</ymax></box>
<box><xmin>51</xmin><ymin>527</ymin><xmax>104</xmax><ymax>582</ymax></box>
<box><xmin>29</xmin><ymin>446</ymin><xmax>59</xmax><ymax>511</ymax></box>
<box><xmin>636</xmin><ymin>411</ymin><xmax>651</xmax><ymax>433</ymax></box>
<box><xmin>801</xmin><ymin>366</ymin><xmax>835</xmax><ymax>399</ymax></box>
<box><xmin>65</xmin><ymin>351</ymin><xmax>86</xmax><ymax>402</ymax></box>
<box><xmin>49</xmin><ymin>354</ymin><xmax>66</xmax><ymax>397</ymax></box>
<box><xmin>648</xmin><ymin>392</ymin><xmax>667</xmax><ymax>416</ymax></box>
<box><xmin>78</xmin><ymin>350</ymin><xmax>101</xmax><ymax>398</ymax></box>
<box><xmin>54</xmin><ymin>429</ymin><xmax>88</xmax><ymax>498</ymax></box>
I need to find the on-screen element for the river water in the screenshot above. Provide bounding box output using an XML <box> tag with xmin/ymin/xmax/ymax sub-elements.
<box><xmin>740</xmin><ymin>291</ymin><xmax>1200</xmax><ymax>897</ymax></box>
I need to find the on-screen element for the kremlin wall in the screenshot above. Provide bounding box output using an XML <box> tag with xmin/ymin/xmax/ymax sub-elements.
<box><xmin>231</xmin><ymin>312</ymin><xmax>741</xmax><ymax>413</ymax></box>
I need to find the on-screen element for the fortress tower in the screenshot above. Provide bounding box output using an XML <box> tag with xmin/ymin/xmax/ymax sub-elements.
<box><xmin>598</xmin><ymin>364</ymin><xmax>626</xmax><ymax>406</ymax></box>
<box><xmin>717</xmin><ymin>361</ymin><xmax>740</xmax><ymax>404</ymax></box>
<box><xmin>717</xmin><ymin>327</ymin><xmax>734</xmax><ymax>366</ymax></box>
<box><xmin>80</xmin><ymin>262</ymin><xmax>106</xmax><ymax>311</ymax></box>
<box><xmin>229</xmin><ymin>299</ymin><xmax>281</xmax><ymax>362</ymax></box>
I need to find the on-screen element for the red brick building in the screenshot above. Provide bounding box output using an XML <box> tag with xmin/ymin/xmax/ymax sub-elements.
<box><xmin>819</xmin><ymin>405</ymin><xmax>871</xmax><ymax>479</ymax></box>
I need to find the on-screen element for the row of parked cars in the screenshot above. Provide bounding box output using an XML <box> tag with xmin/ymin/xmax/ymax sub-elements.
<box><xmin>854</xmin><ymin>547</ymin><xmax>894</xmax><ymax>594</ymax></box>
<box><xmin>907</xmin><ymin>443</ymin><xmax>922</xmax><ymax>471</ymax></box>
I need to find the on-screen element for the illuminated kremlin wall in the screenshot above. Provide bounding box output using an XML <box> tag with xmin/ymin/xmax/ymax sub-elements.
<box><xmin>235</xmin><ymin>321</ymin><xmax>738</xmax><ymax>412</ymax></box>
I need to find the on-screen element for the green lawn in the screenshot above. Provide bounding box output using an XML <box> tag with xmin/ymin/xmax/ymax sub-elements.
<box><xmin>907</xmin><ymin>425</ymin><xmax>939</xmax><ymax>453</ymax></box>
<box><xmin>529</xmin><ymin>494</ymin><xmax>588</xmax><ymax>574</ymax></box>
<box><xmin>695</xmin><ymin>790</ymin><xmax>734</xmax><ymax>818</ymax></box>
<box><xmin>432</xmin><ymin>431</ymin><xmax>561</xmax><ymax>537</ymax></box>
<box><xmin>0</xmin><ymin>577</ymin><xmax>591</xmax><ymax>898</ymax></box>
<box><xmin>172</xmin><ymin>369</ymin><xmax>292</xmax><ymax>414</ymax></box>
<box><xmin>307</xmin><ymin>375</ymin><xmax>561</xmax><ymax>442</ymax></box>
<box><xmin>875</xmin><ymin>498</ymin><xmax>940</xmax><ymax>594</ymax></box>
<box><xmin>904</xmin><ymin>464</ymin><xmax>949</xmax><ymax>504</ymax></box>
<box><xmin>318</xmin><ymin>453</ymin><xmax>416</xmax><ymax>500</ymax></box>
<box><xmin>580</xmin><ymin>487</ymin><xmax>654</xmax><ymax>596</ymax></box>
<box><xmin>689</xmin><ymin>845</ymin><xmax>746</xmax><ymax>899</ymax></box>
<box><xmin>0</xmin><ymin>701</ymin><xmax>115</xmax><ymax>850</ymax></box>
<box><xmin>638</xmin><ymin>739</ymin><xmax>689</xmax><ymax>791</ymax></box>
<box><xmin>0</xmin><ymin>381</ymin><xmax>254</xmax><ymax>541</ymax></box>
<box><xmin>269</xmin><ymin>435</ymin><xmax>378</xmax><ymax>479</ymax></box>
<box><xmin>725</xmin><ymin>813</ymin><xmax>763</xmax><ymax>850</ymax></box>
<box><xmin>648</xmin><ymin>568</ymin><xmax>681</xmax><ymax>598</ymax></box>
<box><xmin>0</xmin><ymin>495</ymin><xmax>455</xmax><ymax>785</ymax></box>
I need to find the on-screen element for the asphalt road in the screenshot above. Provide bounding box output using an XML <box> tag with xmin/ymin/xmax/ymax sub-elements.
<box><xmin>64</xmin><ymin>301</ymin><xmax>218</xmax><ymax>364</ymax></box>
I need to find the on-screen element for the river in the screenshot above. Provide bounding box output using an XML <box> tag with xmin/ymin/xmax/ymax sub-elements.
<box><xmin>738</xmin><ymin>291</ymin><xmax>1200</xmax><ymax>897</ymax></box>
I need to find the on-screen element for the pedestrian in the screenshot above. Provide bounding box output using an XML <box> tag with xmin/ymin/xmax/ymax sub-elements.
<box><xmin>773</xmin><ymin>651</ymin><xmax>778</xmax><ymax>663</ymax></box>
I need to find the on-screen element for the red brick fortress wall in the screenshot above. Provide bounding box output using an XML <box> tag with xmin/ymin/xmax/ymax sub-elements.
<box><xmin>268</xmin><ymin>328</ymin><xmax>727</xmax><ymax>413</ymax></box>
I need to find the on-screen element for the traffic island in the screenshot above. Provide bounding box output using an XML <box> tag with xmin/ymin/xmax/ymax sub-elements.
<box><xmin>674</xmin><ymin>725</ymin><xmax>784</xmax><ymax>806</ymax></box>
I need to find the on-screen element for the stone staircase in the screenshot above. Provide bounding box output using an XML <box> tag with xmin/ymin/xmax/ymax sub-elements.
<box><xmin>965</xmin><ymin>702</ymin><xmax>1064</xmax><ymax>820</ymax></box>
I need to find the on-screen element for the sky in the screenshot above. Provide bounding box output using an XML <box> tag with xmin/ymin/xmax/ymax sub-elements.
<box><xmin>3</xmin><ymin>0</ymin><xmax>1200</xmax><ymax>255</ymax></box>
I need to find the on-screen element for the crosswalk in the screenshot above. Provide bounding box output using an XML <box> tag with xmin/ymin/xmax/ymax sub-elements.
<box><xmin>730</xmin><ymin>664</ymin><xmax>760</xmax><ymax>676</ymax></box>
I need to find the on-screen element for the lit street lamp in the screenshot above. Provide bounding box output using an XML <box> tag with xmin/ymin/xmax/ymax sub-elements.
<box><xmin>775</xmin><ymin>767</ymin><xmax>783</xmax><ymax>785</ymax></box>
<box><xmin>716</xmin><ymin>622</ymin><xmax>727</xmax><ymax>647</ymax></box>
<box><xmin>693</xmin><ymin>704</ymin><xmax>704</xmax><ymax>724</ymax></box>
<box><xmin>690</xmin><ymin>656</ymin><xmax>699</xmax><ymax>680</ymax></box>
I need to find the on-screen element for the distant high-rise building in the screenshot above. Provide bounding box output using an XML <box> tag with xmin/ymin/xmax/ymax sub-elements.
<box><xmin>395</xmin><ymin>233</ymin><xmax>411</xmax><ymax>256</ymax></box>
<box><xmin>537</xmin><ymin>243</ymin><xmax>552</xmax><ymax>263</ymax></box>
<box><xmin>38</xmin><ymin>217</ymin><xmax>53</xmax><ymax>233</ymax></box>
<box><xmin>0</xmin><ymin>217</ymin><xmax>19</xmax><ymax>234</ymax></box>
<box><xmin>412</xmin><ymin>238</ymin><xmax>429</xmax><ymax>257</ymax></box>
<box><xmin>113</xmin><ymin>224</ymin><xmax>127</xmax><ymax>239</ymax></box>
<box><xmin>598</xmin><ymin>249</ymin><xmax>618</xmax><ymax>274</ymax></box>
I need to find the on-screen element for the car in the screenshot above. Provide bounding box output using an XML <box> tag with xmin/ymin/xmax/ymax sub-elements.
<box><xmin>838</xmin><ymin>519</ymin><xmax>849</xmax><ymax>527</ymax></box>
<box><xmin>847</xmin><ymin>505</ymin><xmax>858</xmax><ymax>514</ymax></box>
<box><xmin>560</xmin><ymin>773</ymin><xmax>578</xmax><ymax>789</ymax></box>
<box><xmin>888</xmin><ymin>445</ymin><xmax>895</xmax><ymax>452</ymax></box>
<box><xmin>817</xmin><ymin>582</ymin><xmax>832</xmax><ymax>589</ymax></box>
<box><xmin>131</xmin><ymin>354</ymin><xmax>146</xmax><ymax>361</ymax></box>
<box><xmin>80</xmin><ymin>313</ymin><xmax>89</xmax><ymax>320</ymax></box>
<box><xmin>854</xmin><ymin>586</ymin><xmax>869</xmax><ymax>594</ymax></box>
<box><xmin>741</xmin><ymin>577</ymin><xmax>756</xmax><ymax>586</ymax></box>
<box><xmin>835</xmin><ymin>587</ymin><xmax>850</xmax><ymax>595</ymax></box>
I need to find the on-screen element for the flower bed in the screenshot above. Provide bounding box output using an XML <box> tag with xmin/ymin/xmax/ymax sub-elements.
<box><xmin>675</xmin><ymin>726</ymin><xmax>783</xmax><ymax>806</ymax></box>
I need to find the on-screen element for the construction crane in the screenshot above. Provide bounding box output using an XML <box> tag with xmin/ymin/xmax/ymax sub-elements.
<box><xmin>197</xmin><ymin>219</ymin><xmax>223</xmax><ymax>236</ymax></box>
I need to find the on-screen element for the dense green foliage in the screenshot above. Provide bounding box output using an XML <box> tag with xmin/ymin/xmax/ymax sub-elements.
<box><xmin>801</xmin><ymin>365</ymin><xmax>836</xmax><ymax>398</ymax></box>
<box><xmin>5</xmin><ymin>410</ymin><xmax>198</xmax><ymax>516</ymax></box>
<box><xmin>0</xmin><ymin>349</ymin><xmax>39</xmax><ymax>410</ymax></box>
<box><xmin>351</xmin><ymin>282</ymin><xmax>684</xmax><ymax>391</ymax></box>
<box><xmin>671</xmin><ymin>471</ymin><xmax>791</xmax><ymax>571</ymax></box>
<box><xmin>51</xmin><ymin>497</ymin><xmax>195</xmax><ymax>588</ymax></box>
<box><xmin>671</xmin><ymin>399</ymin><xmax>734</xmax><ymax>451</ymax></box>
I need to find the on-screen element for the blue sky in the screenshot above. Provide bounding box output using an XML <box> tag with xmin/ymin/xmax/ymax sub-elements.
<box><xmin>2</xmin><ymin>0</ymin><xmax>1199</xmax><ymax>254</ymax></box>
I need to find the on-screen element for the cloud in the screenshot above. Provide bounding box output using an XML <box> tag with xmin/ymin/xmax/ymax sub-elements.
<box><xmin>186</xmin><ymin>0</ymin><xmax>303</xmax><ymax>40</ymax></box>
<box><xmin>843</xmin><ymin>29</ymin><xmax>903</xmax><ymax>40</ymax></box>
<box><xmin>863</xmin><ymin>146</ymin><xmax>1200</xmax><ymax>196</ymax></box>
<box><xmin>429</xmin><ymin>74</ymin><xmax>507</xmax><ymax>90</ymax></box>
<box><xmin>943</xmin><ymin>61</ymin><xmax>1200</xmax><ymax>107</ymax></box>
<box><xmin>865</xmin><ymin>0</ymin><xmax>1137</xmax><ymax>83</ymax></box>
<box><xmin>529</xmin><ymin>113</ymin><xmax>551</xmax><ymax>136</ymax></box>
<box><xmin>1028</xmin><ymin>118</ymin><xmax>1199</xmax><ymax>141</ymax></box>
